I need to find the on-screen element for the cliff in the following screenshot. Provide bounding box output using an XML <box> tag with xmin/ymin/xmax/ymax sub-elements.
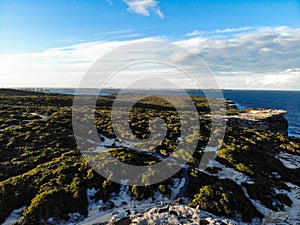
<box><xmin>227</xmin><ymin>108</ymin><xmax>288</xmax><ymax>132</ymax></box>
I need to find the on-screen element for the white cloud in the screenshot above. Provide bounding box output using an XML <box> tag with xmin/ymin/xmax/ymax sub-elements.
<box><xmin>216</xmin><ymin>69</ymin><xmax>300</xmax><ymax>90</ymax></box>
<box><xmin>213</xmin><ymin>27</ymin><xmax>252</xmax><ymax>34</ymax></box>
<box><xmin>257</xmin><ymin>69</ymin><xmax>300</xmax><ymax>87</ymax></box>
<box><xmin>0</xmin><ymin>37</ymin><xmax>163</xmax><ymax>88</ymax></box>
<box><xmin>168</xmin><ymin>51</ymin><xmax>192</xmax><ymax>63</ymax></box>
<box><xmin>186</xmin><ymin>30</ymin><xmax>204</xmax><ymax>37</ymax></box>
<box><xmin>121</xmin><ymin>0</ymin><xmax>164</xmax><ymax>18</ymax></box>
<box><xmin>1</xmin><ymin>26</ymin><xmax>300</xmax><ymax>90</ymax></box>
<box><xmin>185</xmin><ymin>27</ymin><xmax>253</xmax><ymax>37</ymax></box>
<box><xmin>179</xmin><ymin>26</ymin><xmax>300</xmax><ymax>75</ymax></box>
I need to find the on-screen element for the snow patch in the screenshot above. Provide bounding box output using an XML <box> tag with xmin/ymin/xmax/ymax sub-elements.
<box><xmin>170</xmin><ymin>177</ymin><xmax>186</xmax><ymax>200</ymax></box>
<box><xmin>207</xmin><ymin>160</ymin><xmax>254</xmax><ymax>185</ymax></box>
<box><xmin>239</xmin><ymin>186</ymin><xmax>270</xmax><ymax>224</ymax></box>
<box><xmin>276</xmin><ymin>151</ymin><xmax>300</xmax><ymax>169</ymax></box>
<box><xmin>3</xmin><ymin>206</ymin><xmax>25</xmax><ymax>225</ymax></box>
<box><xmin>30</xmin><ymin>112</ymin><xmax>47</xmax><ymax>119</ymax></box>
<box><xmin>200</xmin><ymin>210</ymin><xmax>241</xmax><ymax>225</ymax></box>
<box><xmin>265</xmin><ymin>182</ymin><xmax>300</xmax><ymax>224</ymax></box>
<box><xmin>89</xmin><ymin>134</ymin><xmax>165</xmax><ymax>161</ymax></box>
<box><xmin>99</xmin><ymin>134</ymin><xmax>138</xmax><ymax>149</ymax></box>
<box><xmin>78</xmin><ymin>181</ymin><xmax>171</xmax><ymax>225</ymax></box>
<box><xmin>271</xmin><ymin>171</ymin><xmax>281</xmax><ymax>179</ymax></box>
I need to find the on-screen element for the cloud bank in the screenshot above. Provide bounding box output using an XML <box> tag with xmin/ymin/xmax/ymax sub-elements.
<box><xmin>0</xmin><ymin>26</ymin><xmax>299</xmax><ymax>90</ymax></box>
<box><xmin>178</xmin><ymin>26</ymin><xmax>300</xmax><ymax>89</ymax></box>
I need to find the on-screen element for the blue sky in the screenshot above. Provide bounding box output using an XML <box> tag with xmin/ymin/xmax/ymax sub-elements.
<box><xmin>0</xmin><ymin>0</ymin><xmax>299</xmax><ymax>89</ymax></box>
<box><xmin>1</xmin><ymin>0</ymin><xmax>299</xmax><ymax>53</ymax></box>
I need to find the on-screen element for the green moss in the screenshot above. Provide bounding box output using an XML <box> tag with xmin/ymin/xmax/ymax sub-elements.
<box><xmin>235</xmin><ymin>163</ymin><xmax>254</xmax><ymax>175</ymax></box>
<box><xmin>189</xmin><ymin>184</ymin><xmax>233</xmax><ymax>217</ymax></box>
<box><xmin>131</xmin><ymin>185</ymin><xmax>153</xmax><ymax>200</ymax></box>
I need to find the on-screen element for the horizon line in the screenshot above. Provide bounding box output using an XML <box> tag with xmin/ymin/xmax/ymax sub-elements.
<box><xmin>1</xmin><ymin>87</ymin><xmax>299</xmax><ymax>92</ymax></box>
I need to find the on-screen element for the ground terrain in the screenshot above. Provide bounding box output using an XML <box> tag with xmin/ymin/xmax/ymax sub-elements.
<box><xmin>0</xmin><ymin>89</ymin><xmax>299</xmax><ymax>225</ymax></box>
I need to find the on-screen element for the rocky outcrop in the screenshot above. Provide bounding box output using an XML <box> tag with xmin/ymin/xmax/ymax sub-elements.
<box><xmin>225</xmin><ymin>99</ymin><xmax>238</xmax><ymax>110</ymax></box>
<box><xmin>108</xmin><ymin>205</ymin><xmax>236</xmax><ymax>225</ymax></box>
<box><xmin>227</xmin><ymin>108</ymin><xmax>288</xmax><ymax>132</ymax></box>
<box><xmin>130</xmin><ymin>205</ymin><xmax>201</xmax><ymax>225</ymax></box>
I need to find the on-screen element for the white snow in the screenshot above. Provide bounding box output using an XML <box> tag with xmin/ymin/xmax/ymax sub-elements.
<box><xmin>99</xmin><ymin>134</ymin><xmax>121</xmax><ymax>147</ymax></box>
<box><xmin>99</xmin><ymin>134</ymin><xmax>138</xmax><ymax>149</ymax></box>
<box><xmin>170</xmin><ymin>177</ymin><xmax>186</xmax><ymax>200</ymax></box>
<box><xmin>3</xmin><ymin>206</ymin><xmax>25</xmax><ymax>225</ymax></box>
<box><xmin>89</xmin><ymin>134</ymin><xmax>165</xmax><ymax>161</ymax></box>
<box><xmin>77</xmin><ymin>180</ymin><xmax>171</xmax><ymax>225</ymax></box>
<box><xmin>271</xmin><ymin>171</ymin><xmax>281</xmax><ymax>179</ymax></box>
<box><xmin>76</xmin><ymin>173</ymin><xmax>191</xmax><ymax>225</ymax></box>
<box><xmin>47</xmin><ymin>212</ymin><xmax>84</xmax><ymax>225</ymax></box>
<box><xmin>199</xmin><ymin>210</ymin><xmax>241</xmax><ymax>225</ymax></box>
<box><xmin>66</xmin><ymin>212</ymin><xmax>84</xmax><ymax>223</ymax></box>
<box><xmin>204</xmin><ymin>146</ymin><xmax>218</xmax><ymax>151</ymax></box>
<box><xmin>207</xmin><ymin>160</ymin><xmax>254</xmax><ymax>185</ymax></box>
<box><xmin>12</xmin><ymin>135</ymin><xmax>296</xmax><ymax>225</ymax></box>
<box><xmin>177</xmin><ymin>136</ymin><xmax>184</xmax><ymax>141</ymax></box>
<box><xmin>86</xmin><ymin>139</ymin><xmax>100</xmax><ymax>145</ymax></box>
<box><xmin>265</xmin><ymin>182</ymin><xmax>300</xmax><ymax>225</ymax></box>
<box><xmin>30</xmin><ymin>112</ymin><xmax>47</xmax><ymax>119</ymax></box>
<box><xmin>276</xmin><ymin>151</ymin><xmax>300</xmax><ymax>169</ymax></box>
<box><xmin>238</xmin><ymin>185</ymin><xmax>271</xmax><ymax>225</ymax></box>
<box><xmin>240</xmin><ymin>181</ymin><xmax>300</xmax><ymax>225</ymax></box>
<box><xmin>252</xmin><ymin>200</ymin><xmax>271</xmax><ymax>219</ymax></box>
<box><xmin>110</xmin><ymin>179</ymin><xmax>137</xmax><ymax>207</ymax></box>
<box><xmin>205</xmin><ymin>157</ymin><xmax>300</xmax><ymax>224</ymax></box>
<box><xmin>80</xmin><ymin>140</ymin><xmax>299</xmax><ymax>225</ymax></box>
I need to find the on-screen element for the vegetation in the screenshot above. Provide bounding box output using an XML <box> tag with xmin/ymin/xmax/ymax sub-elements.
<box><xmin>0</xmin><ymin>89</ymin><xmax>299</xmax><ymax>224</ymax></box>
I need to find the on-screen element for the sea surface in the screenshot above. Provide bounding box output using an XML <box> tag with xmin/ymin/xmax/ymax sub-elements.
<box><xmin>49</xmin><ymin>89</ymin><xmax>300</xmax><ymax>137</ymax></box>
<box><xmin>221</xmin><ymin>90</ymin><xmax>300</xmax><ymax>137</ymax></box>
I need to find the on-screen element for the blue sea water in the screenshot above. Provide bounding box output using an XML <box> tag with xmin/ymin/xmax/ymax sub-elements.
<box><xmin>49</xmin><ymin>89</ymin><xmax>300</xmax><ymax>137</ymax></box>
<box><xmin>190</xmin><ymin>90</ymin><xmax>299</xmax><ymax>137</ymax></box>
<box><xmin>222</xmin><ymin>90</ymin><xmax>300</xmax><ymax>137</ymax></box>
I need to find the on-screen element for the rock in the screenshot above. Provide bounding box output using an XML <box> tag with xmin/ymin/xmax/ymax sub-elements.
<box><xmin>227</xmin><ymin>108</ymin><xmax>288</xmax><ymax>132</ymax></box>
<box><xmin>158</xmin><ymin>206</ymin><xmax>169</xmax><ymax>213</ymax></box>
<box><xmin>200</xmin><ymin>217</ymin><xmax>235</xmax><ymax>225</ymax></box>
<box><xmin>114</xmin><ymin>217</ymin><xmax>131</xmax><ymax>225</ymax></box>
<box><xmin>225</xmin><ymin>100</ymin><xmax>238</xmax><ymax>110</ymax></box>
<box><xmin>169</xmin><ymin>210</ymin><xmax>178</xmax><ymax>217</ymax></box>
<box><xmin>130</xmin><ymin>205</ymin><xmax>201</xmax><ymax>225</ymax></box>
<box><xmin>123</xmin><ymin>205</ymin><xmax>238</xmax><ymax>225</ymax></box>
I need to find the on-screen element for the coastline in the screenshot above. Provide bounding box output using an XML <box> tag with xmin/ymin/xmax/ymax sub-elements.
<box><xmin>0</xmin><ymin>88</ymin><xmax>299</xmax><ymax>225</ymax></box>
<box><xmin>45</xmin><ymin>88</ymin><xmax>300</xmax><ymax>137</ymax></box>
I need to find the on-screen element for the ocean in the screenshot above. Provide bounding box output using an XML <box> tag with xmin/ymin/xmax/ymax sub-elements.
<box><xmin>221</xmin><ymin>90</ymin><xmax>300</xmax><ymax>137</ymax></box>
<box><xmin>49</xmin><ymin>89</ymin><xmax>300</xmax><ymax>137</ymax></box>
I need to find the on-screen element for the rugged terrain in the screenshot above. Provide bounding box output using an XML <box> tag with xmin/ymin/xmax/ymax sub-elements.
<box><xmin>0</xmin><ymin>89</ymin><xmax>299</xmax><ymax>225</ymax></box>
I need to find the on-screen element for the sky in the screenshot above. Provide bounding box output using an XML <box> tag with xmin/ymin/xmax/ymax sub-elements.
<box><xmin>0</xmin><ymin>0</ymin><xmax>300</xmax><ymax>90</ymax></box>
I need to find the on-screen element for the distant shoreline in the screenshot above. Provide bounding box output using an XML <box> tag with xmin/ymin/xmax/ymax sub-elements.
<box><xmin>0</xmin><ymin>88</ymin><xmax>299</xmax><ymax>137</ymax></box>
<box><xmin>1</xmin><ymin>87</ymin><xmax>299</xmax><ymax>92</ymax></box>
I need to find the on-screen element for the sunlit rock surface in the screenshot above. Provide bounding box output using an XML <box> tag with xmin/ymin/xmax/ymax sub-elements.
<box><xmin>106</xmin><ymin>205</ymin><xmax>236</xmax><ymax>225</ymax></box>
<box><xmin>227</xmin><ymin>109</ymin><xmax>288</xmax><ymax>132</ymax></box>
